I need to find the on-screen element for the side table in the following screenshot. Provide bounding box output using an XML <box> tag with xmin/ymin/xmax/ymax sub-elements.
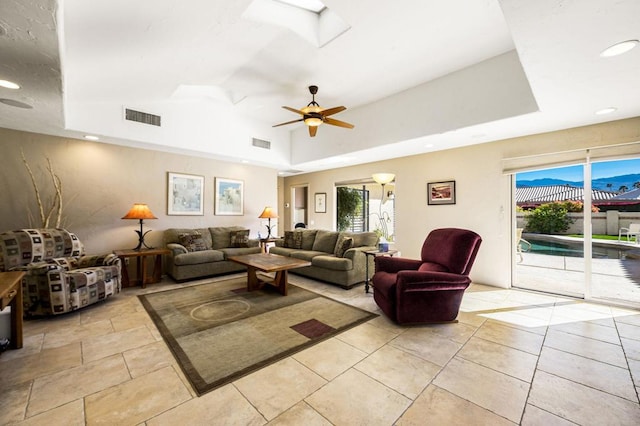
<box><xmin>113</xmin><ymin>248</ymin><xmax>170</xmax><ymax>288</ymax></box>
<box><xmin>259</xmin><ymin>238</ymin><xmax>281</xmax><ymax>253</ymax></box>
<box><xmin>0</xmin><ymin>271</ymin><xmax>25</xmax><ymax>349</ymax></box>
<box><xmin>363</xmin><ymin>249</ymin><xmax>398</xmax><ymax>293</ymax></box>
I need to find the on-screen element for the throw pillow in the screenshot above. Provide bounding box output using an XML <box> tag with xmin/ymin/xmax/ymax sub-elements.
<box><xmin>230</xmin><ymin>229</ymin><xmax>250</xmax><ymax>248</ymax></box>
<box><xmin>283</xmin><ymin>231</ymin><xmax>303</xmax><ymax>249</ymax></box>
<box><xmin>334</xmin><ymin>237</ymin><xmax>354</xmax><ymax>258</ymax></box>
<box><xmin>178</xmin><ymin>233</ymin><xmax>207</xmax><ymax>252</ymax></box>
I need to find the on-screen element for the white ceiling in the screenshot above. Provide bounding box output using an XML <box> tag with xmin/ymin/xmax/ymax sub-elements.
<box><xmin>0</xmin><ymin>0</ymin><xmax>638</xmax><ymax>174</ymax></box>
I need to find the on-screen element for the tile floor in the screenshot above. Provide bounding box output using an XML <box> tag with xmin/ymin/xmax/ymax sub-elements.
<box><xmin>1</xmin><ymin>274</ymin><xmax>639</xmax><ymax>425</ymax></box>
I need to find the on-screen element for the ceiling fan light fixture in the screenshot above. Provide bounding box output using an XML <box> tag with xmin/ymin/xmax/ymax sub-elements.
<box><xmin>304</xmin><ymin>116</ymin><xmax>323</xmax><ymax>126</ymax></box>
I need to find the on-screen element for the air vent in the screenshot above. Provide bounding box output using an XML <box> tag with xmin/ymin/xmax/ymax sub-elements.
<box><xmin>252</xmin><ymin>138</ymin><xmax>271</xmax><ymax>149</ymax></box>
<box><xmin>125</xmin><ymin>108</ymin><xmax>161</xmax><ymax>127</ymax></box>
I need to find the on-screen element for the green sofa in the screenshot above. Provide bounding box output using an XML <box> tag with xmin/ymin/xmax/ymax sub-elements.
<box><xmin>269</xmin><ymin>229</ymin><xmax>379</xmax><ymax>289</ymax></box>
<box><xmin>164</xmin><ymin>227</ymin><xmax>261</xmax><ymax>282</ymax></box>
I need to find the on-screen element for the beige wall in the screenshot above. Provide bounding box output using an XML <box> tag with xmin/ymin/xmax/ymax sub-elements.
<box><xmin>0</xmin><ymin>128</ymin><xmax>279</xmax><ymax>254</ymax></box>
<box><xmin>281</xmin><ymin>117</ymin><xmax>640</xmax><ymax>288</ymax></box>
<box><xmin>3</xmin><ymin>116</ymin><xmax>639</xmax><ymax>288</ymax></box>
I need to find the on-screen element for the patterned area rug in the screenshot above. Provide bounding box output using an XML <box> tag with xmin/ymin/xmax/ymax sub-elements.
<box><xmin>139</xmin><ymin>277</ymin><xmax>377</xmax><ymax>395</ymax></box>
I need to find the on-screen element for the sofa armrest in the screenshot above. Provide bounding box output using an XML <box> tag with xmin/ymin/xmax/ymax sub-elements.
<box><xmin>374</xmin><ymin>256</ymin><xmax>422</xmax><ymax>274</ymax></box>
<box><xmin>167</xmin><ymin>243</ymin><xmax>188</xmax><ymax>256</ymax></box>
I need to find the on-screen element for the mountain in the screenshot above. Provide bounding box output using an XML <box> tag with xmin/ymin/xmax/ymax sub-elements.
<box><xmin>517</xmin><ymin>173</ymin><xmax>640</xmax><ymax>192</ymax></box>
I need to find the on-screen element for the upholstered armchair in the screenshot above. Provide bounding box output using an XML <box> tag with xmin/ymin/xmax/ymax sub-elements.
<box><xmin>372</xmin><ymin>228</ymin><xmax>482</xmax><ymax>324</ymax></box>
<box><xmin>0</xmin><ymin>229</ymin><xmax>121</xmax><ymax>316</ymax></box>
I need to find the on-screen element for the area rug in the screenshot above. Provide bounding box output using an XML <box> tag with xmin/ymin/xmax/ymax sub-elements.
<box><xmin>138</xmin><ymin>277</ymin><xmax>377</xmax><ymax>395</ymax></box>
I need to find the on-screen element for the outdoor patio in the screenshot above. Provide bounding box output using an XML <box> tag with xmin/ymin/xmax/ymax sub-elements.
<box><xmin>516</xmin><ymin>239</ymin><xmax>640</xmax><ymax>308</ymax></box>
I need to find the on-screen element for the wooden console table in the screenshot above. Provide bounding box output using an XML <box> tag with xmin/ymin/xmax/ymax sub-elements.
<box><xmin>0</xmin><ymin>271</ymin><xmax>25</xmax><ymax>349</ymax></box>
<box><xmin>114</xmin><ymin>248</ymin><xmax>170</xmax><ymax>288</ymax></box>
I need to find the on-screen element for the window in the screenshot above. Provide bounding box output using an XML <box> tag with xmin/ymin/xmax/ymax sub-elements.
<box><xmin>336</xmin><ymin>181</ymin><xmax>395</xmax><ymax>240</ymax></box>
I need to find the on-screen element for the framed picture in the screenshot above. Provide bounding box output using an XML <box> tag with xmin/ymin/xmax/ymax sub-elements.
<box><xmin>215</xmin><ymin>177</ymin><xmax>244</xmax><ymax>215</ymax></box>
<box><xmin>427</xmin><ymin>180</ymin><xmax>456</xmax><ymax>205</ymax></box>
<box><xmin>167</xmin><ymin>172</ymin><xmax>204</xmax><ymax>215</ymax></box>
<box><xmin>315</xmin><ymin>192</ymin><xmax>327</xmax><ymax>213</ymax></box>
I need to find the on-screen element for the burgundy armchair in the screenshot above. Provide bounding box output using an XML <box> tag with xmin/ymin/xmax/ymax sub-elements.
<box><xmin>372</xmin><ymin>228</ymin><xmax>482</xmax><ymax>324</ymax></box>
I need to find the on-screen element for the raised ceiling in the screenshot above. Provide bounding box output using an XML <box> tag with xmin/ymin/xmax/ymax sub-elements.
<box><xmin>0</xmin><ymin>0</ymin><xmax>638</xmax><ymax>173</ymax></box>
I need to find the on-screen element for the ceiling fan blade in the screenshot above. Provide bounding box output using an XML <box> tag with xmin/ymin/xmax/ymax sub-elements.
<box><xmin>273</xmin><ymin>118</ymin><xmax>304</xmax><ymax>127</ymax></box>
<box><xmin>321</xmin><ymin>106</ymin><xmax>346</xmax><ymax>117</ymax></box>
<box><xmin>282</xmin><ymin>106</ymin><xmax>304</xmax><ymax>115</ymax></box>
<box><xmin>309</xmin><ymin>126</ymin><xmax>318</xmax><ymax>137</ymax></box>
<box><xmin>324</xmin><ymin>117</ymin><xmax>354</xmax><ymax>129</ymax></box>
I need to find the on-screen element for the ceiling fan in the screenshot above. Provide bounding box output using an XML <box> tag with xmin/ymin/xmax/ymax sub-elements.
<box><xmin>273</xmin><ymin>85</ymin><xmax>354</xmax><ymax>137</ymax></box>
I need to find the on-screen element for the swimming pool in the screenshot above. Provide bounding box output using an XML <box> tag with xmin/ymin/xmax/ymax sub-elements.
<box><xmin>524</xmin><ymin>236</ymin><xmax>631</xmax><ymax>260</ymax></box>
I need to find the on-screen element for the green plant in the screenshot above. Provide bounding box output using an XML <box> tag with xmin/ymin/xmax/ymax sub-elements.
<box><xmin>524</xmin><ymin>202</ymin><xmax>574</xmax><ymax>234</ymax></box>
<box><xmin>557</xmin><ymin>200</ymin><xmax>599</xmax><ymax>213</ymax></box>
<box><xmin>336</xmin><ymin>187</ymin><xmax>362</xmax><ymax>231</ymax></box>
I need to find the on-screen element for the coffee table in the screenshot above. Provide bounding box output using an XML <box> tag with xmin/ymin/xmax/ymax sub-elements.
<box><xmin>228</xmin><ymin>253</ymin><xmax>311</xmax><ymax>295</ymax></box>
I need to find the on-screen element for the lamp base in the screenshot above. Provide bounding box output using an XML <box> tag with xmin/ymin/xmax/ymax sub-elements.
<box><xmin>265</xmin><ymin>224</ymin><xmax>275</xmax><ymax>239</ymax></box>
<box><xmin>133</xmin><ymin>230</ymin><xmax>154</xmax><ymax>251</ymax></box>
<box><xmin>132</xmin><ymin>219</ymin><xmax>154</xmax><ymax>251</ymax></box>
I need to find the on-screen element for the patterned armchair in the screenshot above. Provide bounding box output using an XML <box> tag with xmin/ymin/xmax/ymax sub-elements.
<box><xmin>0</xmin><ymin>229</ymin><xmax>121</xmax><ymax>316</ymax></box>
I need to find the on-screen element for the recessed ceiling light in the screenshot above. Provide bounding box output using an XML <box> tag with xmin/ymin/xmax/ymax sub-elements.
<box><xmin>84</xmin><ymin>135</ymin><xmax>99</xmax><ymax>141</ymax></box>
<box><xmin>600</xmin><ymin>40</ymin><xmax>639</xmax><ymax>57</ymax></box>
<box><xmin>0</xmin><ymin>98</ymin><xmax>32</xmax><ymax>108</ymax></box>
<box><xmin>241</xmin><ymin>160</ymin><xmax>249</xmax><ymax>163</ymax></box>
<box><xmin>0</xmin><ymin>80</ymin><xmax>20</xmax><ymax>90</ymax></box>
<box><xmin>595</xmin><ymin>107</ymin><xmax>617</xmax><ymax>115</ymax></box>
<box><xmin>424</xmin><ymin>144</ymin><xmax>434</xmax><ymax>148</ymax></box>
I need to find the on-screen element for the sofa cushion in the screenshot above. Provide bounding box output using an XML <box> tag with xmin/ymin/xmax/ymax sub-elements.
<box><xmin>178</xmin><ymin>233</ymin><xmax>208</xmax><ymax>252</ymax></box>
<box><xmin>230</xmin><ymin>229</ymin><xmax>250</xmax><ymax>248</ymax></box>
<box><xmin>334</xmin><ymin>237</ymin><xmax>354</xmax><ymax>258</ymax></box>
<box><xmin>283</xmin><ymin>231</ymin><xmax>303</xmax><ymax>249</ymax></box>
<box><xmin>210</xmin><ymin>226</ymin><xmax>247</xmax><ymax>249</ymax></box>
<box><xmin>312</xmin><ymin>230</ymin><xmax>340</xmax><ymax>253</ymax></box>
<box><xmin>268</xmin><ymin>246</ymin><xmax>296</xmax><ymax>257</ymax></box>
<box><xmin>290</xmin><ymin>250</ymin><xmax>328</xmax><ymax>262</ymax></box>
<box><xmin>343</xmin><ymin>231</ymin><xmax>379</xmax><ymax>248</ymax></box>
<box><xmin>165</xmin><ymin>228</ymin><xmax>212</xmax><ymax>250</ymax></box>
<box><xmin>173</xmin><ymin>250</ymin><xmax>225</xmax><ymax>266</ymax></box>
<box><xmin>312</xmin><ymin>255</ymin><xmax>353</xmax><ymax>271</ymax></box>
<box><xmin>299</xmin><ymin>229</ymin><xmax>318</xmax><ymax>250</ymax></box>
<box><xmin>219</xmin><ymin>247</ymin><xmax>261</xmax><ymax>257</ymax></box>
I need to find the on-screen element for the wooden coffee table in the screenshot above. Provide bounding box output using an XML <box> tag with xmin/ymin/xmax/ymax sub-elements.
<box><xmin>228</xmin><ymin>253</ymin><xmax>311</xmax><ymax>295</ymax></box>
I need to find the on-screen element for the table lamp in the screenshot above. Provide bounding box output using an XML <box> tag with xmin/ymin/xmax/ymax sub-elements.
<box><xmin>122</xmin><ymin>203</ymin><xmax>158</xmax><ymax>250</ymax></box>
<box><xmin>258</xmin><ymin>206</ymin><xmax>278</xmax><ymax>239</ymax></box>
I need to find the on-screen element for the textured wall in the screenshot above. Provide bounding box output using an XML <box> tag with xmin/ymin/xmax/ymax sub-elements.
<box><xmin>0</xmin><ymin>128</ymin><xmax>278</xmax><ymax>254</ymax></box>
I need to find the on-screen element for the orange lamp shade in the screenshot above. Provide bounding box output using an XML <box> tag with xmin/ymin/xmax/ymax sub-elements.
<box><xmin>122</xmin><ymin>203</ymin><xmax>158</xmax><ymax>220</ymax></box>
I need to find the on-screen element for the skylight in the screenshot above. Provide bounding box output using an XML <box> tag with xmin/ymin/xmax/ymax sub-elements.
<box><xmin>274</xmin><ymin>0</ymin><xmax>326</xmax><ymax>13</ymax></box>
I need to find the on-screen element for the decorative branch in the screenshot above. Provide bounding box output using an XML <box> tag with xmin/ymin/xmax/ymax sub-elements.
<box><xmin>21</xmin><ymin>150</ymin><xmax>64</xmax><ymax>228</ymax></box>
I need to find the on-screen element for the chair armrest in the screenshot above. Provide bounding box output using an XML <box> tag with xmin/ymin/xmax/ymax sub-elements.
<box><xmin>78</xmin><ymin>253</ymin><xmax>121</xmax><ymax>268</ymax></box>
<box><xmin>374</xmin><ymin>256</ymin><xmax>422</xmax><ymax>273</ymax></box>
<box><xmin>396</xmin><ymin>270</ymin><xmax>471</xmax><ymax>292</ymax></box>
<box><xmin>167</xmin><ymin>243</ymin><xmax>188</xmax><ymax>256</ymax></box>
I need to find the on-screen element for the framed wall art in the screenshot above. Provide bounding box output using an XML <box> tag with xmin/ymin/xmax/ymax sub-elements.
<box><xmin>427</xmin><ymin>180</ymin><xmax>456</xmax><ymax>205</ymax></box>
<box><xmin>315</xmin><ymin>192</ymin><xmax>327</xmax><ymax>213</ymax></box>
<box><xmin>215</xmin><ymin>177</ymin><xmax>244</xmax><ymax>215</ymax></box>
<box><xmin>167</xmin><ymin>172</ymin><xmax>204</xmax><ymax>215</ymax></box>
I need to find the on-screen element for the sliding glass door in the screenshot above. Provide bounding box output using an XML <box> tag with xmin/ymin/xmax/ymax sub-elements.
<box><xmin>514</xmin><ymin>165</ymin><xmax>585</xmax><ymax>298</ymax></box>
<box><xmin>589</xmin><ymin>158</ymin><xmax>640</xmax><ymax>306</ymax></box>
<box><xmin>514</xmin><ymin>157</ymin><xmax>640</xmax><ymax>308</ymax></box>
